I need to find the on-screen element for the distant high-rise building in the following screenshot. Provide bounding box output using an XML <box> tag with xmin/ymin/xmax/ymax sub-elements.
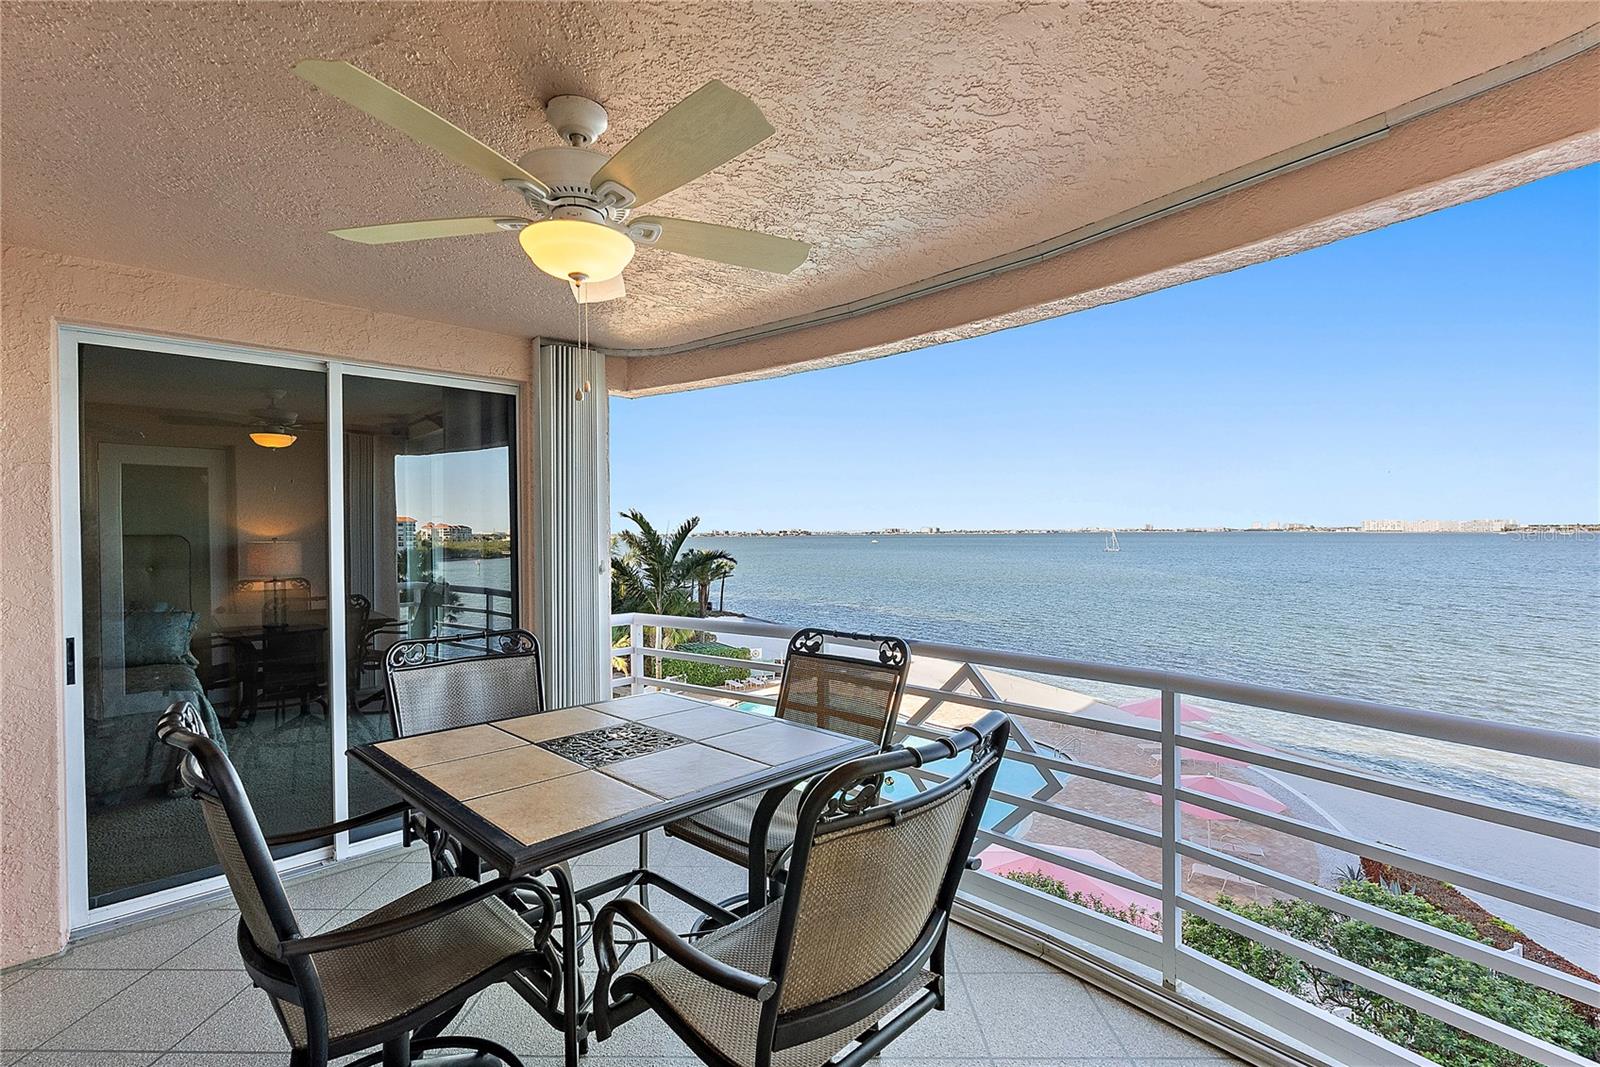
<box><xmin>418</xmin><ymin>521</ymin><xmax>474</xmax><ymax>543</ymax></box>
<box><xmin>396</xmin><ymin>516</ymin><xmax>417</xmax><ymax>552</ymax></box>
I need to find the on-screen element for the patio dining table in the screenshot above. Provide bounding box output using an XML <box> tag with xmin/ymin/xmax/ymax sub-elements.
<box><xmin>349</xmin><ymin>690</ymin><xmax>876</xmax><ymax>1067</ymax></box>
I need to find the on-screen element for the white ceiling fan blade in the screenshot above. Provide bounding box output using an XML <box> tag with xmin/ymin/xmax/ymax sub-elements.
<box><xmin>294</xmin><ymin>60</ymin><xmax>550</xmax><ymax>196</ymax></box>
<box><xmin>328</xmin><ymin>217</ymin><xmax>531</xmax><ymax>245</ymax></box>
<box><xmin>570</xmin><ymin>274</ymin><xmax>626</xmax><ymax>304</ymax></box>
<box><xmin>636</xmin><ymin>216</ymin><xmax>809</xmax><ymax>274</ymax></box>
<box><xmin>589</xmin><ymin>81</ymin><xmax>773</xmax><ymax>209</ymax></box>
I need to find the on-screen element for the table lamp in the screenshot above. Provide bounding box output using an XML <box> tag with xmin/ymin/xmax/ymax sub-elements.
<box><xmin>244</xmin><ymin>539</ymin><xmax>304</xmax><ymax>628</ymax></box>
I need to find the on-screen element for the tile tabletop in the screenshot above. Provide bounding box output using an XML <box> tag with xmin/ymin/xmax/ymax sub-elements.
<box><xmin>584</xmin><ymin>692</ymin><xmax>705</xmax><ymax>720</ymax></box>
<box><xmin>705</xmin><ymin>718</ymin><xmax>866</xmax><ymax>764</ymax></box>
<box><xmin>415</xmin><ymin>743</ymin><xmax>578</xmax><ymax>801</ymax></box>
<box><xmin>493</xmin><ymin>704</ymin><xmax>627</xmax><ymax>743</ymax></box>
<box><xmin>376</xmin><ymin>721</ymin><xmax>525</xmax><ymax>768</ymax></box>
<box><xmin>646</xmin><ymin>704</ymin><xmax>769</xmax><ymax>740</ymax></box>
<box><xmin>352</xmin><ymin>692</ymin><xmax>873</xmax><ymax>873</ymax></box>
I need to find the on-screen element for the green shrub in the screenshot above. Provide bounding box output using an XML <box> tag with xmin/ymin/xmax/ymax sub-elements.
<box><xmin>1181</xmin><ymin>882</ymin><xmax>1600</xmax><ymax>1066</ymax></box>
<box><xmin>658</xmin><ymin>641</ymin><xmax>752</xmax><ymax>688</ymax></box>
<box><xmin>1001</xmin><ymin>870</ymin><xmax>1162</xmax><ymax>933</ymax></box>
<box><xmin>1181</xmin><ymin>901</ymin><xmax>1311</xmax><ymax>994</ymax></box>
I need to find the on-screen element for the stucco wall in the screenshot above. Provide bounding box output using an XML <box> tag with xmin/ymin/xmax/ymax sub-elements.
<box><xmin>0</xmin><ymin>246</ymin><xmax>537</xmax><ymax>966</ymax></box>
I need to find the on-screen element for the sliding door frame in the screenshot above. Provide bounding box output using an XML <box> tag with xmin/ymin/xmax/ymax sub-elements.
<box><xmin>58</xmin><ymin>324</ymin><xmax>521</xmax><ymax>933</ymax></box>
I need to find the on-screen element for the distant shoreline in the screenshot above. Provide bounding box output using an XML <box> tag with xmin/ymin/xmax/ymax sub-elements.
<box><xmin>697</xmin><ymin>525</ymin><xmax>1598</xmax><ymax>538</ymax></box>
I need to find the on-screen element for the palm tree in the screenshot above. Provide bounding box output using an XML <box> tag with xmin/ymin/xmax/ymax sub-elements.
<box><xmin>684</xmin><ymin>551</ymin><xmax>737</xmax><ymax>616</ymax></box>
<box><xmin>611</xmin><ymin>510</ymin><xmax>735</xmax><ymax>676</ymax></box>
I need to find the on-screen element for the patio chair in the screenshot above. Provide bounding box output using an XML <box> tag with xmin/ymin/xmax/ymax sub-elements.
<box><xmin>384</xmin><ymin>625</ymin><xmax>640</xmax><ymax>946</ymax></box>
<box><xmin>664</xmin><ymin>628</ymin><xmax>911</xmax><ymax>894</ymax></box>
<box><xmin>383</xmin><ymin>628</ymin><xmax>550</xmax><ymax>880</ymax></box>
<box><xmin>593</xmin><ymin>710</ymin><xmax>1010</xmax><ymax>1067</ymax></box>
<box><xmin>348</xmin><ymin>593</ymin><xmax>404</xmax><ymax>715</ymax></box>
<box><xmin>384</xmin><ymin>627</ymin><xmax>548</xmax><ymax>735</ymax></box>
<box><xmin>156</xmin><ymin>701</ymin><xmax>554</xmax><ymax>1067</ymax></box>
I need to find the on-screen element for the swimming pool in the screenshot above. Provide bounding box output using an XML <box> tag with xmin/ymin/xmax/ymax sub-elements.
<box><xmin>733</xmin><ymin>701</ymin><xmax>1063</xmax><ymax>829</ymax></box>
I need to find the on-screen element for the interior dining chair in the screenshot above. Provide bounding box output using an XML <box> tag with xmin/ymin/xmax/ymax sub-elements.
<box><xmin>156</xmin><ymin>701</ymin><xmax>554</xmax><ymax>1067</ymax></box>
<box><xmin>592</xmin><ymin>710</ymin><xmax>1010</xmax><ymax>1067</ymax></box>
<box><xmin>664</xmin><ymin>627</ymin><xmax>911</xmax><ymax>903</ymax></box>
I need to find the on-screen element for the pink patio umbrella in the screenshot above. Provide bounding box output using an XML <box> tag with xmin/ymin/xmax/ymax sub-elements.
<box><xmin>1145</xmin><ymin>790</ymin><xmax>1240</xmax><ymax>822</ymax></box>
<box><xmin>1147</xmin><ymin>774</ymin><xmax>1289</xmax><ymax>817</ymax></box>
<box><xmin>977</xmin><ymin>844</ymin><xmax>1161</xmax><ymax>928</ymax></box>
<box><xmin>1181</xmin><ymin>731</ymin><xmax>1276</xmax><ymax>768</ymax></box>
<box><xmin>1119</xmin><ymin>696</ymin><xmax>1214</xmax><ymax>724</ymax></box>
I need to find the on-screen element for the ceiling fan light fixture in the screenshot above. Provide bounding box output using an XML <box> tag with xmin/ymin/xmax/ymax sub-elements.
<box><xmin>518</xmin><ymin>219</ymin><xmax>634</xmax><ymax>283</ymax></box>
<box><xmin>250</xmin><ymin>430</ymin><xmax>298</xmax><ymax>449</ymax></box>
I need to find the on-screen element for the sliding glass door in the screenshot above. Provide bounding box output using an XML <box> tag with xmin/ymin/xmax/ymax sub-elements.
<box><xmin>342</xmin><ymin>373</ymin><xmax>518</xmax><ymax>838</ymax></box>
<box><xmin>63</xmin><ymin>331</ymin><xmax>519</xmax><ymax>920</ymax></box>
<box><xmin>75</xmin><ymin>344</ymin><xmax>332</xmax><ymax>908</ymax></box>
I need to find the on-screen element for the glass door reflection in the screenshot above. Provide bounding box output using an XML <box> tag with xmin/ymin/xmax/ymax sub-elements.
<box><xmin>342</xmin><ymin>375</ymin><xmax>517</xmax><ymax>837</ymax></box>
<box><xmin>78</xmin><ymin>344</ymin><xmax>332</xmax><ymax>907</ymax></box>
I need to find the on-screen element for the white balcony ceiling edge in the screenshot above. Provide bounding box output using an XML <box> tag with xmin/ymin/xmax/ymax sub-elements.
<box><xmin>602</xmin><ymin>25</ymin><xmax>1600</xmax><ymax>363</ymax></box>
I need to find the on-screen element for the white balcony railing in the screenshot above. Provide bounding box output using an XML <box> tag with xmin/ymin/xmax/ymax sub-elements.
<box><xmin>611</xmin><ymin>611</ymin><xmax>1600</xmax><ymax>1067</ymax></box>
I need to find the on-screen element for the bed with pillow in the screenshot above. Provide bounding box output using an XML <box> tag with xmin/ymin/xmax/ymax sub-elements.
<box><xmin>85</xmin><ymin>536</ymin><xmax>227</xmax><ymax>808</ymax></box>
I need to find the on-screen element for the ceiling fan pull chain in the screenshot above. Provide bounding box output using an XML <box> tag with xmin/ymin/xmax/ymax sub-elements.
<box><xmin>582</xmin><ymin>278</ymin><xmax>595</xmax><ymax>403</ymax></box>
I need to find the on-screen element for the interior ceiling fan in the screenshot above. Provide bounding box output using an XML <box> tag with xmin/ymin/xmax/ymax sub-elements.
<box><xmin>162</xmin><ymin>390</ymin><xmax>308</xmax><ymax>448</ymax></box>
<box><xmin>294</xmin><ymin>60</ymin><xmax>811</xmax><ymax>304</ymax></box>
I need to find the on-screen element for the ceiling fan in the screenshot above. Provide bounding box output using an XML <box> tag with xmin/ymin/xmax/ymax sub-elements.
<box><xmin>294</xmin><ymin>60</ymin><xmax>811</xmax><ymax>304</ymax></box>
<box><xmin>162</xmin><ymin>390</ymin><xmax>307</xmax><ymax>449</ymax></box>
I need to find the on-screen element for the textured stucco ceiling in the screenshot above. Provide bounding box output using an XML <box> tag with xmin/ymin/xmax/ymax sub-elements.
<box><xmin>2</xmin><ymin>2</ymin><xmax>1594</xmax><ymax>352</ymax></box>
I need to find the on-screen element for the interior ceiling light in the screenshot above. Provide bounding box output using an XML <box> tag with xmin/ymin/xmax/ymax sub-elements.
<box><xmin>517</xmin><ymin>218</ymin><xmax>635</xmax><ymax>284</ymax></box>
<box><xmin>250</xmin><ymin>430</ymin><xmax>298</xmax><ymax>449</ymax></box>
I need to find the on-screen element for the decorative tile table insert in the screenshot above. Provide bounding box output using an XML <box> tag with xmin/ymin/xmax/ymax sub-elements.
<box><xmin>535</xmin><ymin>722</ymin><xmax>688</xmax><ymax>768</ymax></box>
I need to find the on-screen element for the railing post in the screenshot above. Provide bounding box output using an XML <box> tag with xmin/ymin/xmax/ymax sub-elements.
<box><xmin>629</xmin><ymin>617</ymin><xmax>644</xmax><ymax>695</ymax></box>
<box><xmin>1160</xmin><ymin>688</ymin><xmax>1182</xmax><ymax>990</ymax></box>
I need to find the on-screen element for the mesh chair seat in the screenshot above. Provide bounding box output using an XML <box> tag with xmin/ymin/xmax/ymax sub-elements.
<box><xmin>276</xmin><ymin>877</ymin><xmax>539</xmax><ymax>1048</ymax></box>
<box><xmin>666</xmin><ymin>629</ymin><xmax>910</xmax><ymax>872</ymax></box>
<box><xmin>631</xmin><ymin>904</ymin><xmax>932</xmax><ymax>1067</ymax></box>
<box><xmin>666</xmin><ymin>787</ymin><xmax>801</xmax><ymax>869</ymax></box>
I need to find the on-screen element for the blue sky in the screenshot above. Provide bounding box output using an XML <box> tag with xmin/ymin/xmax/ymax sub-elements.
<box><xmin>612</xmin><ymin>164</ymin><xmax>1599</xmax><ymax>530</ymax></box>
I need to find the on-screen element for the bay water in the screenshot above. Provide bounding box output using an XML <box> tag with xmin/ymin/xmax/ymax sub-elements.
<box><xmin>686</xmin><ymin>532</ymin><xmax>1600</xmax><ymax>824</ymax></box>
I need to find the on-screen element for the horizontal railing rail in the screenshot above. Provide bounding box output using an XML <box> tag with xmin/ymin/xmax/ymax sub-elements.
<box><xmin>611</xmin><ymin>611</ymin><xmax>1600</xmax><ymax>1067</ymax></box>
<box><xmin>423</xmin><ymin>582</ymin><xmax>516</xmax><ymax>640</ymax></box>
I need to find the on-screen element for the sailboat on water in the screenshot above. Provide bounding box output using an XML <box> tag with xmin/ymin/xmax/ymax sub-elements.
<box><xmin>1105</xmin><ymin>531</ymin><xmax>1120</xmax><ymax>553</ymax></box>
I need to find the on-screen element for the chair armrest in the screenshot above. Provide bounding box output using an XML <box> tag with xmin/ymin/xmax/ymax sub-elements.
<box><xmin>595</xmin><ymin>898</ymin><xmax>776</xmax><ymax>1002</ymax></box>
<box><xmin>280</xmin><ymin>874</ymin><xmax>553</xmax><ymax>959</ymax></box>
<box><xmin>264</xmin><ymin>801</ymin><xmax>409</xmax><ymax>846</ymax></box>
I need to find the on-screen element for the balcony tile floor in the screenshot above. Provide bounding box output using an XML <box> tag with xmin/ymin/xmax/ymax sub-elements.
<box><xmin>0</xmin><ymin>832</ymin><xmax>1243</xmax><ymax>1066</ymax></box>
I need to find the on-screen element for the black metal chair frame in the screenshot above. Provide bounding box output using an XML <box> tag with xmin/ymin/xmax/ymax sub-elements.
<box><xmin>592</xmin><ymin>711</ymin><xmax>1011</xmax><ymax>1067</ymax></box>
<box><xmin>156</xmin><ymin>702</ymin><xmax>556</xmax><ymax>1067</ymax></box>
<box><xmin>380</xmin><ymin>625</ymin><xmax>657</xmax><ymax>1027</ymax></box>
<box><xmin>771</xmin><ymin>627</ymin><xmax>911</xmax><ymax>748</ymax></box>
<box><xmin>348</xmin><ymin>592</ymin><xmax>404</xmax><ymax>715</ymax></box>
<box><xmin>667</xmin><ymin>627</ymin><xmax>912</xmax><ymax>889</ymax></box>
<box><xmin>383</xmin><ymin>627</ymin><xmax>547</xmax><ymax>731</ymax></box>
<box><xmin>382</xmin><ymin>628</ymin><xmax>547</xmax><ymax>878</ymax></box>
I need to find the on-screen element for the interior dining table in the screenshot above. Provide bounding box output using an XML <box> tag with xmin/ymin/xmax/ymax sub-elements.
<box><xmin>348</xmin><ymin>690</ymin><xmax>878</xmax><ymax>1067</ymax></box>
